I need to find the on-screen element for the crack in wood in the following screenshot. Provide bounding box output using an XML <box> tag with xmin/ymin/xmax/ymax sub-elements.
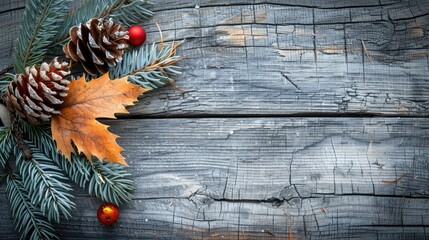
<box><xmin>188</xmin><ymin>191</ymin><xmax>429</xmax><ymax>208</ymax></box>
<box><xmin>281</xmin><ymin>72</ymin><xmax>301</xmax><ymax>90</ymax></box>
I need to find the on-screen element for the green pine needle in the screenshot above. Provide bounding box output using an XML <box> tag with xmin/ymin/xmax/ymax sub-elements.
<box><xmin>55</xmin><ymin>0</ymin><xmax>127</xmax><ymax>43</ymax></box>
<box><xmin>88</xmin><ymin>160</ymin><xmax>135</xmax><ymax>205</ymax></box>
<box><xmin>20</xmin><ymin>122</ymin><xmax>135</xmax><ymax>205</ymax></box>
<box><xmin>1</xmin><ymin>0</ymin><xmax>169</xmax><ymax>239</ymax></box>
<box><xmin>14</xmin><ymin>143</ymin><xmax>75</xmax><ymax>223</ymax></box>
<box><xmin>13</xmin><ymin>0</ymin><xmax>69</xmax><ymax>73</ymax></box>
<box><xmin>51</xmin><ymin>0</ymin><xmax>153</xmax><ymax>54</ymax></box>
<box><xmin>6</xmin><ymin>174</ymin><xmax>59</xmax><ymax>240</ymax></box>
<box><xmin>0</xmin><ymin>127</ymin><xmax>12</xmax><ymax>168</ymax></box>
<box><xmin>109</xmin><ymin>0</ymin><xmax>153</xmax><ymax>26</ymax></box>
<box><xmin>110</xmin><ymin>41</ymin><xmax>183</xmax><ymax>89</ymax></box>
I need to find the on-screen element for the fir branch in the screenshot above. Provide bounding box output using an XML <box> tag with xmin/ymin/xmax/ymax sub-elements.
<box><xmin>6</xmin><ymin>173</ymin><xmax>59</xmax><ymax>240</ymax></box>
<box><xmin>20</xmin><ymin>122</ymin><xmax>135</xmax><ymax>205</ymax></box>
<box><xmin>14</xmin><ymin>143</ymin><xmax>75</xmax><ymax>223</ymax></box>
<box><xmin>110</xmin><ymin>41</ymin><xmax>183</xmax><ymax>89</ymax></box>
<box><xmin>109</xmin><ymin>0</ymin><xmax>153</xmax><ymax>26</ymax></box>
<box><xmin>19</xmin><ymin>122</ymin><xmax>91</xmax><ymax>186</ymax></box>
<box><xmin>55</xmin><ymin>0</ymin><xmax>152</xmax><ymax>41</ymax></box>
<box><xmin>63</xmin><ymin>154</ymin><xmax>92</xmax><ymax>188</ymax></box>
<box><xmin>54</xmin><ymin>0</ymin><xmax>126</xmax><ymax>43</ymax></box>
<box><xmin>14</xmin><ymin>0</ymin><xmax>69</xmax><ymax>73</ymax></box>
<box><xmin>88</xmin><ymin>160</ymin><xmax>135</xmax><ymax>205</ymax></box>
<box><xmin>0</xmin><ymin>127</ymin><xmax>13</xmax><ymax>168</ymax></box>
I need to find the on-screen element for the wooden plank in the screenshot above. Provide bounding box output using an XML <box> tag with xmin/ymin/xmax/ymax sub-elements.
<box><xmin>0</xmin><ymin>7</ymin><xmax>22</xmax><ymax>70</ymax></box>
<box><xmin>0</xmin><ymin>0</ymin><xmax>24</xmax><ymax>13</ymax></box>
<box><xmin>0</xmin><ymin>0</ymin><xmax>23</xmax><ymax>70</ymax></box>
<box><xmin>131</xmin><ymin>0</ymin><xmax>429</xmax><ymax>116</ymax></box>
<box><xmin>149</xmin><ymin>0</ymin><xmax>401</xmax><ymax>11</ymax></box>
<box><xmin>0</xmin><ymin>1</ymin><xmax>428</xmax><ymax>239</ymax></box>
<box><xmin>1</xmin><ymin>117</ymin><xmax>428</xmax><ymax>239</ymax></box>
<box><xmin>1</xmin><ymin>1</ymin><xmax>428</xmax><ymax>116</ymax></box>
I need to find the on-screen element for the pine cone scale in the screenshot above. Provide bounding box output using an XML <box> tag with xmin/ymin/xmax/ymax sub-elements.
<box><xmin>76</xmin><ymin>41</ymin><xmax>88</xmax><ymax>61</ymax></box>
<box><xmin>25</xmin><ymin>98</ymin><xmax>42</xmax><ymax>111</ymax></box>
<box><xmin>79</xmin><ymin>23</ymin><xmax>90</xmax><ymax>42</ymax></box>
<box><xmin>89</xmin><ymin>47</ymin><xmax>104</xmax><ymax>65</ymax></box>
<box><xmin>69</xmin><ymin>26</ymin><xmax>79</xmax><ymax>43</ymax></box>
<box><xmin>7</xmin><ymin>94</ymin><xmax>21</xmax><ymax>111</ymax></box>
<box><xmin>27</xmin><ymin>86</ymin><xmax>43</xmax><ymax>102</ymax></box>
<box><xmin>63</xmin><ymin>41</ymin><xmax>79</xmax><ymax>62</ymax></box>
<box><xmin>80</xmin><ymin>50</ymin><xmax>99</xmax><ymax>75</ymax></box>
<box><xmin>43</xmin><ymin>92</ymin><xmax>63</xmax><ymax>105</ymax></box>
<box><xmin>88</xmin><ymin>34</ymin><xmax>101</xmax><ymax>49</ymax></box>
<box><xmin>94</xmin><ymin>63</ymin><xmax>108</xmax><ymax>74</ymax></box>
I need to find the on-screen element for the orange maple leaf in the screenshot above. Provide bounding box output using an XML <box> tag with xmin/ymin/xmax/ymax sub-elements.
<box><xmin>51</xmin><ymin>73</ymin><xmax>147</xmax><ymax>165</ymax></box>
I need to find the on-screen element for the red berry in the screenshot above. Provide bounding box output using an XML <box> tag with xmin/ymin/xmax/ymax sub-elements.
<box><xmin>97</xmin><ymin>203</ymin><xmax>120</xmax><ymax>225</ymax></box>
<box><xmin>128</xmin><ymin>25</ymin><xmax>146</xmax><ymax>46</ymax></box>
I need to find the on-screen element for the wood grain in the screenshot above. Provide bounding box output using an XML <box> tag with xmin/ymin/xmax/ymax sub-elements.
<box><xmin>0</xmin><ymin>0</ymin><xmax>428</xmax><ymax>116</ymax></box>
<box><xmin>131</xmin><ymin>0</ymin><xmax>429</xmax><ymax>117</ymax></box>
<box><xmin>2</xmin><ymin>117</ymin><xmax>429</xmax><ymax>239</ymax></box>
<box><xmin>0</xmin><ymin>5</ymin><xmax>22</xmax><ymax>72</ymax></box>
<box><xmin>0</xmin><ymin>0</ymin><xmax>429</xmax><ymax>239</ymax></box>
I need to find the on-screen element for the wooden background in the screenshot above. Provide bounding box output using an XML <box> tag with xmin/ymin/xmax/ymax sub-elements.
<box><xmin>1</xmin><ymin>0</ymin><xmax>429</xmax><ymax>239</ymax></box>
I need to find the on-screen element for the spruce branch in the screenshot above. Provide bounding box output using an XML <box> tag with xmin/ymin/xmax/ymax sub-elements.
<box><xmin>20</xmin><ymin>122</ymin><xmax>135</xmax><ymax>205</ymax></box>
<box><xmin>14</xmin><ymin>143</ymin><xmax>75</xmax><ymax>223</ymax></box>
<box><xmin>51</xmin><ymin>0</ymin><xmax>153</xmax><ymax>53</ymax></box>
<box><xmin>13</xmin><ymin>0</ymin><xmax>69</xmax><ymax>73</ymax></box>
<box><xmin>109</xmin><ymin>0</ymin><xmax>153</xmax><ymax>26</ymax></box>
<box><xmin>55</xmin><ymin>0</ymin><xmax>127</xmax><ymax>43</ymax></box>
<box><xmin>110</xmin><ymin>41</ymin><xmax>184</xmax><ymax>89</ymax></box>
<box><xmin>19</xmin><ymin>122</ymin><xmax>93</xmax><ymax>186</ymax></box>
<box><xmin>0</xmin><ymin>126</ymin><xmax>13</xmax><ymax>168</ymax></box>
<box><xmin>88</xmin><ymin>160</ymin><xmax>135</xmax><ymax>205</ymax></box>
<box><xmin>6</xmin><ymin>173</ymin><xmax>59</xmax><ymax>240</ymax></box>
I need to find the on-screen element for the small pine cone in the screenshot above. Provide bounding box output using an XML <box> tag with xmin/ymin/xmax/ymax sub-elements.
<box><xmin>6</xmin><ymin>58</ymin><xmax>70</xmax><ymax>124</ymax></box>
<box><xmin>63</xmin><ymin>18</ymin><xmax>129</xmax><ymax>75</ymax></box>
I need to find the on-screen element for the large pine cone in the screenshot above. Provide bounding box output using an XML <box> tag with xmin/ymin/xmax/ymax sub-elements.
<box><xmin>63</xmin><ymin>18</ymin><xmax>129</xmax><ymax>75</ymax></box>
<box><xmin>6</xmin><ymin>58</ymin><xmax>70</xmax><ymax>124</ymax></box>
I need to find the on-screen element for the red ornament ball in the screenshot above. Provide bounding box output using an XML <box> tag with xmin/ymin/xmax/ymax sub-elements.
<box><xmin>128</xmin><ymin>25</ymin><xmax>146</xmax><ymax>46</ymax></box>
<box><xmin>97</xmin><ymin>203</ymin><xmax>120</xmax><ymax>225</ymax></box>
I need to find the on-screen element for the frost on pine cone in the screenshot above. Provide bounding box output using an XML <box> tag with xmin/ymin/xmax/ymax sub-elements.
<box><xmin>6</xmin><ymin>58</ymin><xmax>70</xmax><ymax>124</ymax></box>
<box><xmin>63</xmin><ymin>18</ymin><xmax>129</xmax><ymax>75</ymax></box>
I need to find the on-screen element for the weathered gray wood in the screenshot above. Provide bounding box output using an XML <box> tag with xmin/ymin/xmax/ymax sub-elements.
<box><xmin>0</xmin><ymin>4</ymin><xmax>22</xmax><ymax>71</ymax></box>
<box><xmin>1</xmin><ymin>118</ymin><xmax>428</xmax><ymax>239</ymax></box>
<box><xmin>0</xmin><ymin>0</ymin><xmax>23</xmax><ymax>12</ymax></box>
<box><xmin>1</xmin><ymin>0</ymin><xmax>429</xmax><ymax>239</ymax></box>
<box><xmin>131</xmin><ymin>0</ymin><xmax>429</xmax><ymax>116</ymax></box>
<box><xmin>1</xmin><ymin>0</ymin><xmax>428</xmax><ymax>116</ymax></box>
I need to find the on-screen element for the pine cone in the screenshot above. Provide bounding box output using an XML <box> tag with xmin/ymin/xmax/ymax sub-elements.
<box><xmin>63</xmin><ymin>18</ymin><xmax>129</xmax><ymax>75</ymax></box>
<box><xmin>6</xmin><ymin>58</ymin><xmax>70</xmax><ymax>124</ymax></box>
